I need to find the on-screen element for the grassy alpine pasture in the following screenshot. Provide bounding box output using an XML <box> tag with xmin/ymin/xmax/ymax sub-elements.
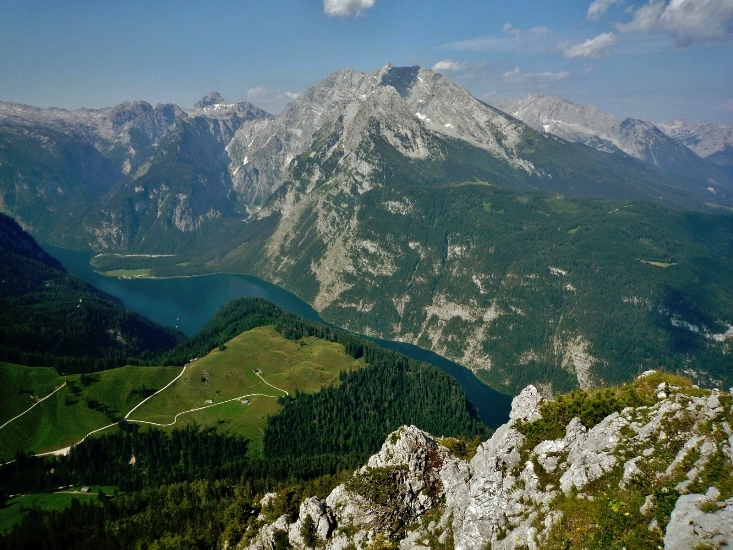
<box><xmin>0</xmin><ymin>363</ymin><xmax>64</xmax><ymax>427</ymax></box>
<box><xmin>0</xmin><ymin>363</ymin><xmax>180</xmax><ymax>463</ymax></box>
<box><xmin>127</xmin><ymin>325</ymin><xmax>365</xmax><ymax>455</ymax></box>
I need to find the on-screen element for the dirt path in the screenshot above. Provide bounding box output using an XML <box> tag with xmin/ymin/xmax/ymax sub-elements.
<box><xmin>4</xmin><ymin>361</ymin><xmax>292</xmax><ymax>462</ymax></box>
<box><xmin>0</xmin><ymin>380</ymin><xmax>67</xmax><ymax>431</ymax></box>
<box><xmin>123</xmin><ymin>364</ymin><xmax>188</xmax><ymax>419</ymax></box>
<box><xmin>8</xmin><ymin>364</ymin><xmax>189</xmax><ymax>461</ymax></box>
<box><xmin>254</xmin><ymin>371</ymin><xmax>289</xmax><ymax>395</ymax></box>
<box><xmin>126</xmin><ymin>393</ymin><xmax>280</xmax><ymax>427</ymax></box>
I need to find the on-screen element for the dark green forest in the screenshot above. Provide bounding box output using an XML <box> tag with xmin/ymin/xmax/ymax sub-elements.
<box><xmin>0</xmin><ymin>213</ymin><xmax>184</xmax><ymax>372</ymax></box>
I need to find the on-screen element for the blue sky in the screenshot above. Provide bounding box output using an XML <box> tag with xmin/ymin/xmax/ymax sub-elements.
<box><xmin>1</xmin><ymin>0</ymin><xmax>732</xmax><ymax>124</ymax></box>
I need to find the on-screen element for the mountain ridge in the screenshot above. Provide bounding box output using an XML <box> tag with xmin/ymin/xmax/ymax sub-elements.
<box><xmin>492</xmin><ymin>92</ymin><xmax>733</xmax><ymax>202</ymax></box>
<box><xmin>3</xmin><ymin>65</ymin><xmax>733</xmax><ymax>393</ymax></box>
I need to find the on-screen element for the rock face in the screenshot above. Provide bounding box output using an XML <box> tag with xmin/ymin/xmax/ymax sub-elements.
<box><xmin>0</xmin><ymin>96</ymin><xmax>271</xmax><ymax>251</ymax></box>
<box><xmin>226</xmin><ymin>64</ymin><xmax>537</xmax><ymax>203</ymax></box>
<box><xmin>238</xmin><ymin>375</ymin><xmax>733</xmax><ymax>549</ymax></box>
<box><xmin>658</xmin><ymin>119</ymin><xmax>733</xmax><ymax>158</ymax></box>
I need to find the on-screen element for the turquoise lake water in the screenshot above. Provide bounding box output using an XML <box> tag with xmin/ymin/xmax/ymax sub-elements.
<box><xmin>46</xmin><ymin>245</ymin><xmax>512</xmax><ymax>428</ymax></box>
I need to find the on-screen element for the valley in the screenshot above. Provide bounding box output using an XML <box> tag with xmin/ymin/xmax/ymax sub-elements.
<box><xmin>1</xmin><ymin>58</ymin><xmax>733</xmax><ymax>549</ymax></box>
<box><xmin>3</xmin><ymin>65</ymin><xmax>731</xmax><ymax>394</ymax></box>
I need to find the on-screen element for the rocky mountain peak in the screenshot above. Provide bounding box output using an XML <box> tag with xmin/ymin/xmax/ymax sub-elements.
<box><xmin>658</xmin><ymin>119</ymin><xmax>733</xmax><ymax>158</ymax></box>
<box><xmin>493</xmin><ymin>92</ymin><xmax>733</xmax><ymax>199</ymax></box>
<box><xmin>194</xmin><ymin>91</ymin><xmax>226</xmax><ymax>110</ymax></box>
<box><xmin>227</xmin><ymin>64</ymin><xmax>536</xmax><ymax>201</ymax></box>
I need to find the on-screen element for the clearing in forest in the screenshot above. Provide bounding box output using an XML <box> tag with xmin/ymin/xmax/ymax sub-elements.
<box><xmin>127</xmin><ymin>325</ymin><xmax>365</xmax><ymax>454</ymax></box>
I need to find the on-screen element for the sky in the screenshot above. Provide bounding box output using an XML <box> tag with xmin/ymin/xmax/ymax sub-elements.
<box><xmin>1</xmin><ymin>0</ymin><xmax>732</xmax><ymax>124</ymax></box>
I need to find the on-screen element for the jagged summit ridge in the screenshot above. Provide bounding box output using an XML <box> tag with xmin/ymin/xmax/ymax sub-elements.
<box><xmin>659</xmin><ymin>119</ymin><xmax>733</xmax><ymax>158</ymax></box>
<box><xmin>495</xmin><ymin>92</ymin><xmax>681</xmax><ymax>159</ymax></box>
<box><xmin>226</xmin><ymin>63</ymin><xmax>535</xmax><ymax>202</ymax></box>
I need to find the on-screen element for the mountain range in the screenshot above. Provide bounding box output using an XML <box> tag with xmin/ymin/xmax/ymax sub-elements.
<box><xmin>493</xmin><ymin>92</ymin><xmax>733</xmax><ymax>200</ymax></box>
<box><xmin>658</xmin><ymin>118</ymin><xmax>733</xmax><ymax>180</ymax></box>
<box><xmin>2</xmin><ymin>64</ymin><xmax>733</xmax><ymax>394</ymax></box>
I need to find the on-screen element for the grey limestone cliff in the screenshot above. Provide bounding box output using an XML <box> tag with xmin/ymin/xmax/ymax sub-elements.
<box><xmin>226</xmin><ymin>64</ymin><xmax>536</xmax><ymax>203</ymax></box>
<box><xmin>238</xmin><ymin>373</ymin><xmax>733</xmax><ymax>549</ymax></box>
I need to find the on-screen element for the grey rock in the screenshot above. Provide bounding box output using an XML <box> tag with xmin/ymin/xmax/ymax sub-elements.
<box><xmin>509</xmin><ymin>385</ymin><xmax>543</xmax><ymax>423</ymax></box>
<box><xmin>245</xmin><ymin>515</ymin><xmax>290</xmax><ymax>550</ymax></box>
<box><xmin>288</xmin><ymin>496</ymin><xmax>335</xmax><ymax>545</ymax></box>
<box><xmin>560</xmin><ymin>413</ymin><xmax>627</xmax><ymax>493</ymax></box>
<box><xmin>620</xmin><ymin>457</ymin><xmax>642</xmax><ymax>489</ymax></box>
<box><xmin>658</xmin><ymin>119</ymin><xmax>733</xmax><ymax>158</ymax></box>
<box><xmin>243</xmin><ymin>383</ymin><xmax>733</xmax><ymax>550</ymax></box>
<box><xmin>664</xmin><ymin>495</ymin><xmax>733</xmax><ymax>549</ymax></box>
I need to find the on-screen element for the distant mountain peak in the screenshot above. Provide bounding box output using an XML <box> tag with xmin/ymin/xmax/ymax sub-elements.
<box><xmin>493</xmin><ymin>92</ymin><xmax>733</xmax><ymax>199</ymax></box>
<box><xmin>194</xmin><ymin>91</ymin><xmax>226</xmax><ymax>109</ymax></box>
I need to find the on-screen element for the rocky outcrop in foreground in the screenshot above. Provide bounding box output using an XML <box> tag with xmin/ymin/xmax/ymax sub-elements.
<box><xmin>239</xmin><ymin>372</ymin><xmax>733</xmax><ymax>549</ymax></box>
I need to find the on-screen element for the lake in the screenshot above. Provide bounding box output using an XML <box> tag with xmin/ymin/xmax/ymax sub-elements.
<box><xmin>45</xmin><ymin>245</ymin><xmax>512</xmax><ymax>428</ymax></box>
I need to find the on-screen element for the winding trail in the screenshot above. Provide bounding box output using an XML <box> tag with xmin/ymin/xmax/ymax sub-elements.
<box><xmin>3</xmin><ymin>364</ymin><xmax>189</xmax><ymax>463</ymax></box>
<box><xmin>254</xmin><ymin>371</ymin><xmax>289</xmax><ymax>396</ymax></box>
<box><xmin>123</xmin><ymin>364</ymin><xmax>188</xmax><ymax>420</ymax></box>
<box><xmin>3</xmin><ymin>361</ymin><xmax>292</xmax><ymax>463</ymax></box>
<box><xmin>6</xmin><ymin>362</ymin><xmax>290</xmax><ymax>464</ymax></box>
<box><xmin>0</xmin><ymin>380</ymin><xmax>67</xmax><ymax>431</ymax></box>
<box><xmin>126</xmin><ymin>393</ymin><xmax>279</xmax><ymax>427</ymax></box>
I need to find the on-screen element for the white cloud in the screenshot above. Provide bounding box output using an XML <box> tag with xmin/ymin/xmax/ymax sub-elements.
<box><xmin>432</xmin><ymin>60</ymin><xmax>467</xmax><ymax>72</ymax></box>
<box><xmin>245</xmin><ymin>88</ymin><xmax>301</xmax><ymax>113</ymax></box>
<box><xmin>439</xmin><ymin>24</ymin><xmax>552</xmax><ymax>52</ymax></box>
<box><xmin>587</xmin><ymin>0</ymin><xmax>623</xmax><ymax>19</ymax></box>
<box><xmin>617</xmin><ymin>0</ymin><xmax>733</xmax><ymax>46</ymax></box>
<box><xmin>246</xmin><ymin>87</ymin><xmax>269</xmax><ymax>101</ymax></box>
<box><xmin>502</xmin><ymin>66</ymin><xmax>570</xmax><ymax>83</ymax></box>
<box><xmin>563</xmin><ymin>32</ymin><xmax>618</xmax><ymax>57</ymax></box>
<box><xmin>324</xmin><ymin>0</ymin><xmax>376</xmax><ymax>17</ymax></box>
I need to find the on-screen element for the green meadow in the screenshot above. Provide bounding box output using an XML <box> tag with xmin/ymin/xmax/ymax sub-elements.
<box><xmin>0</xmin><ymin>363</ymin><xmax>180</xmax><ymax>463</ymax></box>
<box><xmin>1</xmin><ymin>326</ymin><xmax>365</xmax><ymax>462</ymax></box>
<box><xmin>128</xmin><ymin>325</ymin><xmax>365</xmax><ymax>454</ymax></box>
<box><xmin>0</xmin><ymin>364</ymin><xmax>64</xmax><ymax>427</ymax></box>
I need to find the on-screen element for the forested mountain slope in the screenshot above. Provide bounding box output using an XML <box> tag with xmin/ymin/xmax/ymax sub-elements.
<box><xmin>215</xmin><ymin>172</ymin><xmax>733</xmax><ymax>396</ymax></box>
<box><xmin>0</xmin><ymin>213</ymin><xmax>184</xmax><ymax>371</ymax></box>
